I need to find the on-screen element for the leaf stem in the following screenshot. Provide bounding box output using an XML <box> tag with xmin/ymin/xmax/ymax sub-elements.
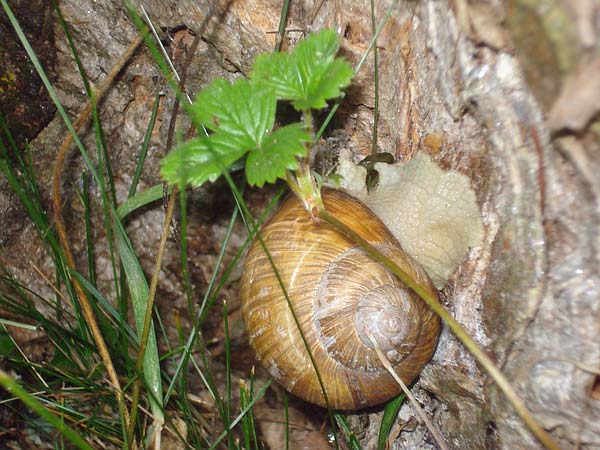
<box><xmin>287</xmin><ymin>109</ymin><xmax>324</xmax><ymax>215</ymax></box>
<box><xmin>317</xmin><ymin>207</ymin><xmax>561</xmax><ymax>450</ymax></box>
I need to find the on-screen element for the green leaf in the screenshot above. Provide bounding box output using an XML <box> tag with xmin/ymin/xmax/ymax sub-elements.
<box><xmin>306</xmin><ymin>57</ymin><xmax>354</xmax><ymax>110</ymax></box>
<box><xmin>251</xmin><ymin>52</ymin><xmax>298</xmax><ymax>100</ymax></box>
<box><xmin>191</xmin><ymin>78</ymin><xmax>276</xmax><ymax>147</ymax></box>
<box><xmin>250</xmin><ymin>28</ymin><xmax>353</xmax><ymax>110</ymax></box>
<box><xmin>246</xmin><ymin>123</ymin><xmax>310</xmax><ymax>187</ymax></box>
<box><xmin>112</xmin><ymin>215</ymin><xmax>164</xmax><ymax>422</ymax></box>
<box><xmin>378</xmin><ymin>394</ymin><xmax>405</xmax><ymax>450</ymax></box>
<box><xmin>160</xmin><ymin>135</ymin><xmax>248</xmax><ymax>187</ymax></box>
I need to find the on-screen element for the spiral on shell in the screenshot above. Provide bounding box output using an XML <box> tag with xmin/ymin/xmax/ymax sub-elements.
<box><xmin>240</xmin><ymin>189</ymin><xmax>441</xmax><ymax>409</ymax></box>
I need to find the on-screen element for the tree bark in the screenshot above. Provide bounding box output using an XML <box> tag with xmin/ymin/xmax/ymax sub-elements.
<box><xmin>1</xmin><ymin>0</ymin><xmax>598</xmax><ymax>448</ymax></box>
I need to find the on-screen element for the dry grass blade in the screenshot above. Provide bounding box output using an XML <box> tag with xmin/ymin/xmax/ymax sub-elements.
<box><xmin>318</xmin><ymin>208</ymin><xmax>561</xmax><ymax>450</ymax></box>
<box><xmin>363</xmin><ymin>325</ymin><xmax>449</xmax><ymax>450</ymax></box>
<box><xmin>50</xmin><ymin>33</ymin><xmax>145</xmax><ymax>431</ymax></box>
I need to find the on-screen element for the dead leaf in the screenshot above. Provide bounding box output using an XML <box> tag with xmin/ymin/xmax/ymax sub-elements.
<box><xmin>453</xmin><ymin>0</ymin><xmax>510</xmax><ymax>50</ymax></box>
<box><xmin>256</xmin><ymin>403</ymin><xmax>332</xmax><ymax>450</ymax></box>
<box><xmin>564</xmin><ymin>0</ymin><xmax>597</xmax><ymax>48</ymax></box>
<box><xmin>547</xmin><ymin>56</ymin><xmax>600</xmax><ymax>132</ymax></box>
<box><xmin>160</xmin><ymin>418</ymin><xmax>188</xmax><ymax>450</ymax></box>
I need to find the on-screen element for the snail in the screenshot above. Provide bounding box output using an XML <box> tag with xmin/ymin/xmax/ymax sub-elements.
<box><xmin>240</xmin><ymin>187</ymin><xmax>442</xmax><ymax>410</ymax></box>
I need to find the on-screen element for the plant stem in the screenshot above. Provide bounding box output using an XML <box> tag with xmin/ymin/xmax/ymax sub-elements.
<box><xmin>274</xmin><ymin>0</ymin><xmax>291</xmax><ymax>52</ymax></box>
<box><xmin>287</xmin><ymin>109</ymin><xmax>324</xmax><ymax>215</ymax></box>
<box><xmin>318</xmin><ymin>208</ymin><xmax>561</xmax><ymax>450</ymax></box>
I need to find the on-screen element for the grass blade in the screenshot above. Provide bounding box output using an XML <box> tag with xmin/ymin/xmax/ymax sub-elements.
<box><xmin>117</xmin><ymin>184</ymin><xmax>172</xmax><ymax>221</ymax></box>
<box><xmin>0</xmin><ymin>370</ymin><xmax>94</xmax><ymax>450</ymax></box>
<box><xmin>208</xmin><ymin>379</ymin><xmax>272</xmax><ymax>450</ymax></box>
<box><xmin>113</xmin><ymin>217</ymin><xmax>164</xmax><ymax>419</ymax></box>
<box><xmin>334</xmin><ymin>413</ymin><xmax>361</xmax><ymax>450</ymax></box>
<box><xmin>377</xmin><ymin>394</ymin><xmax>405</xmax><ymax>450</ymax></box>
<box><xmin>129</xmin><ymin>92</ymin><xmax>161</xmax><ymax>198</ymax></box>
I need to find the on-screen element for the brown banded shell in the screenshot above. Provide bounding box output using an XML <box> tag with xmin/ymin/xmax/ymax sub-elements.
<box><xmin>240</xmin><ymin>188</ymin><xmax>441</xmax><ymax>410</ymax></box>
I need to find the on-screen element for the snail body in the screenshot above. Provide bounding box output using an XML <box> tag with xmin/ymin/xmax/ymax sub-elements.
<box><xmin>240</xmin><ymin>188</ymin><xmax>441</xmax><ymax>410</ymax></box>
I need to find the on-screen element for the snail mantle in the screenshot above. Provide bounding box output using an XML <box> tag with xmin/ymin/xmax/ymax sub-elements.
<box><xmin>337</xmin><ymin>151</ymin><xmax>484</xmax><ymax>289</ymax></box>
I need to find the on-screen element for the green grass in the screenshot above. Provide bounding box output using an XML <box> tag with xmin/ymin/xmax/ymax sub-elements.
<box><xmin>0</xmin><ymin>1</ymin><xmax>406</xmax><ymax>449</ymax></box>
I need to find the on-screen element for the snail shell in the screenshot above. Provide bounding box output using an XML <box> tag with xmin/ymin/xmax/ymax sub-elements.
<box><xmin>240</xmin><ymin>188</ymin><xmax>441</xmax><ymax>410</ymax></box>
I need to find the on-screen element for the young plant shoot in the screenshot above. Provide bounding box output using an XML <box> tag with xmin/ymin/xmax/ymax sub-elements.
<box><xmin>160</xmin><ymin>28</ymin><xmax>353</xmax><ymax>211</ymax></box>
